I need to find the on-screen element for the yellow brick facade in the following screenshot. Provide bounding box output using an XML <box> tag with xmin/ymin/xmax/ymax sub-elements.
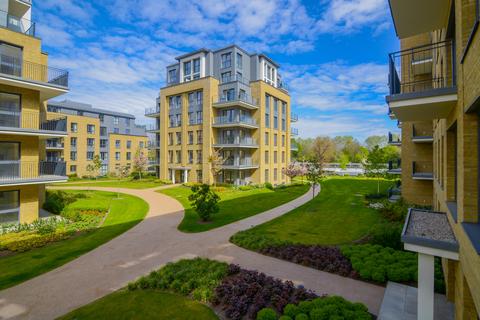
<box><xmin>108</xmin><ymin>133</ymin><xmax>148</xmax><ymax>173</ymax></box>
<box><xmin>156</xmin><ymin>77</ymin><xmax>291</xmax><ymax>185</ymax></box>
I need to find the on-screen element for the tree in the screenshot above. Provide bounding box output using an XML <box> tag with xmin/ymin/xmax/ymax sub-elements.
<box><xmin>282</xmin><ymin>162</ymin><xmax>308</xmax><ymax>181</ymax></box>
<box><xmin>338</xmin><ymin>152</ymin><xmax>350</xmax><ymax>170</ymax></box>
<box><xmin>114</xmin><ymin>165</ymin><xmax>130</xmax><ymax>198</ymax></box>
<box><xmin>133</xmin><ymin>149</ymin><xmax>148</xmax><ymax>180</ymax></box>
<box><xmin>365</xmin><ymin>135</ymin><xmax>388</xmax><ymax>151</ymax></box>
<box><xmin>188</xmin><ymin>184</ymin><xmax>220</xmax><ymax>221</ymax></box>
<box><xmin>208</xmin><ymin>148</ymin><xmax>223</xmax><ymax>186</ymax></box>
<box><xmin>305</xmin><ymin>162</ymin><xmax>322</xmax><ymax>199</ymax></box>
<box><xmin>364</xmin><ymin>145</ymin><xmax>386</xmax><ymax>194</ymax></box>
<box><xmin>304</xmin><ymin>137</ymin><xmax>335</xmax><ymax>198</ymax></box>
<box><xmin>86</xmin><ymin>155</ymin><xmax>102</xmax><ymax>180</ymax></box>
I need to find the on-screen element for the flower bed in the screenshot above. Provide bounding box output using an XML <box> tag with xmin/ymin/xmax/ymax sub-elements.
<box><xmin>127</xmin><ymin>258</ymin><xmax>371</xmax><ymax>320</ymax></box>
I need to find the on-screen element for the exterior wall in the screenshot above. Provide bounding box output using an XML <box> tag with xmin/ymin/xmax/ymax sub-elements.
<box><xmin>108</xmin><ymin>133</ymin><xmax>148</xmax><ymax>174</ymax></box>
<box><xmin>0</xmin><ymin>184</ymin><xmax>41</xmax><ymax>224</ymax></box>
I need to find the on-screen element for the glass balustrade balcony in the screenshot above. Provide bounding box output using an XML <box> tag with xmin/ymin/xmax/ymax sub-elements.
<box><xmin>0</xmin><ymin>160</ymin><xmax>67</xmax><ymax>185</ymax></box>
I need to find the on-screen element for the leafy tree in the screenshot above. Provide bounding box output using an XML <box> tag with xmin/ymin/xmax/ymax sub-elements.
<box><xmin>364</xmin><ymin>145</ymin><xmax>386</xmax><ymax>194</ymax></box>
<box><xmin>208</xmin><ymin>148</ymin><xmax>223</xmax><ymax>186</ymax></box>
<box><xmin>86</xmin><ymin>155</ymin><xmax>103</xmax><ymax>180</ymax></box>
<box><xmin>114</xmin><ymin>165</ymin><xmax>130</xmax><ymax>198</ymax></box>
<box><xmin>306</xmin><ymin>162</ymin><xmax>322</xmax><ymax>199</ymax></box>
<box><xmin>188</xmin><ymin>184</ymin><xmax>220</xmax><ymax>221</ymax></box>
<box><xmin>133</xmin><ymin>149</ymin><xmax>149</xmax><ymax>180</ymax></box>
<box><xmin>365</xmin><ymin>135</ymin><xmax>388</xmax><ymax>150</ymax></box>
<box><xmin>339</xmin><ymin>152</ymin><xmax>350</xmax><ymax>170</ymax></box>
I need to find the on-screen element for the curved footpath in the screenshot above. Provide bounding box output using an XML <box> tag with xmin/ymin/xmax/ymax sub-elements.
<box><xmin>0</xmin><ymin>184</ymin><xmax>385</xmax><ymax>319</ymax></box>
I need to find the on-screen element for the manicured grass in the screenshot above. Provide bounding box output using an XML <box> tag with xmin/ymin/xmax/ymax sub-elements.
<box><xmin>0</xmin><ymin>191</ymin><xmax>148</xmax><ymax>290</ymax></box>
<box><xmin>231</xmin><ymin>177</ymin><xmax>394</xmax><ymax>248</ymax></box>
<box><xmin>160</xmin><ymin>184</ymin><xmax>310</xmax><ymax>233</ymax></box>
<box><xmin>58</xmin><ymin>290</ymin><xmax>218</xmax><ymax>320</ymax></box>
<box><xmin>55</xmin><ymin>179</ymin><xmax>167</xmax><ymax>189</ymax></box>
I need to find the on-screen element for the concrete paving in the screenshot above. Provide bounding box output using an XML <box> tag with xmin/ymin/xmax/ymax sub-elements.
<box><xmin>378</xmin><ymin>282</ymin><xmax>454</xmax><ymax>320</ymax></box>
<box><xmin>0</xmin><ymin>184</ymin><xmax>385</xmax><ymax>319</ymax></box>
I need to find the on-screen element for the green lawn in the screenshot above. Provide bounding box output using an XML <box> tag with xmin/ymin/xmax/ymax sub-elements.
<box><xmin>58</xmin><ymin>290</ymin><xmax>218</xmax><ymax>320</ymax></box>
<box><xmin>160</xmin><ymin>184</ymin><xmax>310</xmax><ymax>233</ymax></box>
<box><xmin>54</xmin><ymin>179</ymin><xmax>168</xmax><ymax>189</ymax></box>
<box><xmin>231</xmin><ymin>177</ymin><xmax>394</xmax><ymax>248</ymax></box>
<box><xmin>0</xmin><ymin>191</ymin><xmax>148</xmax><ymax>290</ymax></box>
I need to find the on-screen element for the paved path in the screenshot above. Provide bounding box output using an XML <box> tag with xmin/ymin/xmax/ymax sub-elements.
<box><xmin>0</xmin><ymin>185</ymin><xmax>385</xmax><ymax>319</ymax></box>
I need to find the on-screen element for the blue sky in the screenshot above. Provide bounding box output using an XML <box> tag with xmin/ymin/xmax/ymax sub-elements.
<box><xmin>34</xmin><ymin>0</ymin><xmax>400</xmax><ymax>141</ymax></box>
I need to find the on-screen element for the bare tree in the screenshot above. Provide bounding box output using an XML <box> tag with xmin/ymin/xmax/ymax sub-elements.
<box><xmin>208</xmin><ymin>148</ymin><xmax>223</xmax><ymax>186</ymax></box>
<box><xmin>306</xmin><ymin>137</ymin><xmax>336</xmax><ymax>198</ymax></box>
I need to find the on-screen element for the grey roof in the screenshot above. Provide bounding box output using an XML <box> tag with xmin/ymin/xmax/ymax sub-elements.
<box><xmin>175</xmin><ymin>48</ymin><xmax>211</xmax><ymax>60</ymax></box>
<box><xmin>48</xmin><ymin>100</ymin><xmax>136</xmax><ymax>119</ymax></box>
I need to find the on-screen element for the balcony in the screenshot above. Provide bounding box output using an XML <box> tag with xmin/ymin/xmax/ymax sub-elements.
<box><xmin>412</xmin><ymin>124</ymin><xmax>433</xmax><ymax>143</ymax></box>
<box><xmin>0</xmin><ymin>54</ymin><xmax>69</xmax><ymax>100</ymax></box>
<box><xmin>148</xmin><ymin>140</ymin><xmax>160</xmax><ymax>149</ymax></box>
<box><xmin>220</xmin><ymin>158</ymin><xmax>259</xmax><ymax>170</ymax></box>
<box><xmin>213</xmin><ymin>94</ymin><xmax>258</xmax><ymax>110</ymax></box>
<box><xmin>221</xmin><ymin>74</ymin><xmax>250</xmax><ymax>85</ymax></box>
<box><xmin>388</xmin><ymin>159</ymin><xmax>402</xmax><ymax>175</ymax></box>
<box><xmin>388</xmin><ymin>132</ymin><xmax>401</xmax><ymax>146</ymax></box>
<box><xmin>412</xmin><ymin>161</ymin><xmax>433</xmax><ymax>180</ymax></box>
<box><xmin>0</xmin><ymin>9</ymin><xmax>35</xmax><ymax>36</ymax></box>
<box><xmin>146</xmin><ymin>124</ymin><xmax>159</xmax><ymax>132</ymax></box>
<box><xmin>212</xmin><ymin>116</ymin><xmax>258</xmax><ymax>129</ymax></box>
<box><xmin>0</xmin><ymin>161</ymin><xmax>67</xmax><ymax>186</ymax></box>
<box><xmin>214</xmin><ymin>137</ymin><xmax>258</xmax><ymax>148</ymax></box>
<box><xmin>291</xmin><ymin>114</ymin><xmax>298</xmax><ymax>122</ymax></box>
<box><xmin>386</xmin><ymin>40</ymin><xmax>457</xmax><ymax>121</ymax></box>
<box><xmin>0</xmin><ymin>109</ymin><xmax>67</xmax><ymax>137</ymax></box>
<box><xmin>291</xmin><ymin>127</ymin><xmax>299</xmax><ymax>136</ymax></box>
<box><xmin>291</xmin><ymin>140</ymin><xmax>298</xmax><ymax>151</ymax></box>
<box><xmin>277</xmin><ymin>81</ymin><xmax>289</xmax><ymax>92</ymax></box>
<box><xmin>46</xmin><ymin>139</ymin><xmax>64</xmax><ymax>149</ymax></box>
<box><xmin>145</xmin><ymin>106</ymin><xmax>160</xmax><ymax>117</ymax></box>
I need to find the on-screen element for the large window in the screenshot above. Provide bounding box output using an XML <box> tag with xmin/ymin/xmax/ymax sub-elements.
<box><xmin>236</xmin><ymin>53</ymin><xmax>243</xmax><ymax>69</ymax></box>
<box><xmin>0</xmin><ymin>43</ymin><xmax>22</xmax><ymax>77</ymax></box>
<box><xmin>221</xmin><ymin>52</ymin><xmax>232</xmax><ymax>68</ymax></box>
<box><xmin>0</xmin><ymin>190</ymin><xmax>19</xmax><ymax>224</ymax></box>
<box><xmin>70</xmin><ymin>122</ymin><xmax>78</xmax><ymax>133</ymax></box>
<box><xmin>0</xmin><ymin>142</ymin><xmax>19</xmax><ymax>180</ymax></box>
<box><xmin>168</xmin><ymin>69</ymin><xmax>177</xmax><ymax>83</ymax></box>
<box><xmin>0</xmin><ymin>92</ymin><xmax>20</xmax><ymax>128</ymax></box>
<box><xmin>183</xmin><ymin>61</ymin><xmax>191</xmax><ymax>82</ymax></box>
<box><xmin>87</xmin><ymin>124</ymin><xmax>95</xmax><ymax>134</ymax></box>
<box><xmin>265</xmin><ymin>94</ymin><xmax>270</xmax><ymax>127</ymax></box>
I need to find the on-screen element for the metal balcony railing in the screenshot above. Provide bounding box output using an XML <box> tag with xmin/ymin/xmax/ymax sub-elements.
<box><xmin>291</xmin><ymin>114</ymin><xmax>298</xmax><ymax>122</ymax></box>
<box><xmin>145</xmin><ymin>106</ymin><xmax>160</xmax><ymax>116</ymax></box>
<box><xmin>388</xmin><ymin>39</ymin><xmax>455</xmax><ymax>96</ymax></box>
<box><xmin>388</xmin><ymin>159</ymin><xmax>402</xmax><ymax>173</ymax></box>
<box><xmin>221</xmin><ymin>158</ymin><xmax>256</xmax><ymax>167</ymax></box>
<box><xmin>412</xmin><ymin>161</ymin><xmax>433</xmax><ymax>179</ymax></box>
<box><xmin>46</xmin><ymin>140</ymin><xmax>64</xmax><ymax>148</ymax></box>
<box><xmin>215</xmin><ymin>137</ymin><xmax>258</xmax><ymax>146</ymax></box>
<box><xmin>388</xmin><ymin>132</ymin><xmax>401</xmax><ymax>144</ymax></box>
<box><xmin>213</xmin><ymin>116</ymin><xmax>257</xmax><ymax>127</ymax></box>
<box><xmin>0</xmin><ymin>54</ymin><xmax>69</xmax><ymax>87</ymax></box>
<box><xmin>220</xmin><ymin>74</ymin><xmax>250</xmax><ymax>85</ymax></box>
<box><xmin>148</xmin><ymin>141</ymin><xmax>160</xmax><ymax>148</ymax></box>
<box><xmin>0</xmin><ymin>9</ymin><xmax>35</xmax><ymax>36</ymax></box>
<box><xmin>291</xmin><ymin>127</ymin><xmax>299</xmax><ymax>136</ymax></box>
<box><xmin>146</xmin><ymin>124</ymin><xmax>159</xmax><ymax>131</ymax></box>
<box><xmin>0</xmin><ymin>109</ymin><xmax>67</xmax><ymax>132</ymax></box>
<box><xmin>278</xmin><ymin>81</ymin><xmax>289</xmax><ymax>91</ymax></box>
<box><xmin>0</xmin><ymin>161</ymin><xmax>66</xmax><ymax>184</ymax></box>
<box><xmin>215</xmin><ymin>93</ymin><xmax>258</xmax><ymax>106</ymax></box>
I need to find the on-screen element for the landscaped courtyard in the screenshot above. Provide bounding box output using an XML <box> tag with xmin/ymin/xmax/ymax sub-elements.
<box><xmin>54</xmin><ymin>177</ymin><xmax>170</xmax><ymax>189</ymax></box>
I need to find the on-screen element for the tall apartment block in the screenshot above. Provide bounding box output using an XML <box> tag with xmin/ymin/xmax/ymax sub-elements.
<box><xmin>146</xmin><ymin>45</ymin><xmax>298</xmax><ymax>185</ymax></box>
<box><xmin>387</xmin><ymin>0</ymin><xmax>480</xmax><ymax>318</ymax></box>
<box><xmin>46</xmin><ymin>100</ymin><xmax>148</xmax><ymax>177</ymax></box>
<box><xmin>0</xmin><ymin>0</ymin><xmax>69</xmax><ymax>224</ymax></box>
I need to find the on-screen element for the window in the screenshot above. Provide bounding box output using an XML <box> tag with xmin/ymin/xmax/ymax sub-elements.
<box><xmin>115</xmin><ymin>140</ymin><xmax>121</xmax><ymax>149</ymax></box>
<box><xmin>188</xmin><ymin>150</ymin><xmax>194</xmax><ymax>164</ymax></box>
<box><xmin>188</xmin><ymin>112</ymin><xmax>194</xmax><ymax>125</ymax></box>
<box><xmin>193</xmin><ymin>58</ymin><xmax>200</xmax><ymax>79</ymax></box>
<box><xmin>114</xmin><ymin>128</ymin><xmax>119</xmax><ymax>134</ymax></box>
<box><xmin>196</xmin><ymin>111</ymin><xmax>203</xmax><ymax>124</ymax></box>
<box><xmin>183</xmin><ymin>61</ymin><xmax>191</xmax><ymax>81</ymax></box>
<box><xmin>169</xmin><ymin>95</ymin><xmax>182</xmax><ymax>109</ymax></box>
<box><xmin>223</xmin><ymin>88</ymin><xmax>235</xmax><ymax>101</ymax></box>
<box><xmin>139</xmin><ymin>141</ymin><xmax>145</xmax><ymax>148</ymax></box>
<box><xmin>99</xmin><ymin>114</ymin><xmax>104</xmax><ymax>122</ymax></box>
<box><xmin>70</xmin><ymin>151</ymin><xmax>77</xmax><ymax>161</ymax></box>
<box><xmin>265</xmin><ymin>169</ymin><xmax>269</xmax><ymax>182</ymax></box>
<box><xmin>265</xmin><ymin>151</ymin><xmax>269</xmax><ymax>164</ymax></box>
<box><xmin>197</xmin><ymin>150</ymin><xmax>202</xmax><ymax>163</ymax></box>
<box><xmin>274</xmin><ymin>168</ymin><xmax>278</xmax><ymax>181</ymax></box>
<box><xmin>274</xmin><ymin>115</ymin><xmax>278</xmax><ymax>129</ymax></box>
<box><xmin>274</xmin><ymin>151</ymin><xmax>278</xmax><ymax>164</ymax></box>
<box><xmin>87</xmin><ymin>138</ymin><xmax>95</xmax><ymax>147</ymax></box>
<box><xmin>100</xmin><ymin>126</ymin><xmax>107</xmax><ymax>136</ymax></box>
<box><xmin>70</xmin><ymin>165</ymin><xmax>77</xmax><ymax>173</ymax></box>
<box><xmin>176</xmin><ymin>114</ymin><xmax>182</xmax><ymax>127</ymax></box>
<box><xmin>236</xmin><ymin>71</ymin><xmax>243</xmax><ymax>81</ymax></box>
<box><xmin>114</xmin><ymin>117</ymin><xmax>119</xmax><ymax>125</ymax></box>
<box><xmin>274</xmin><ymin>134</ymin><xmax>278</xmax><ymax>146</ymax></box>
<box><xmin>70</xmin><ymin>137</ymin><xmax>77</xmax><ymax>147</ymax></box>
<box><xmin>197</xmin><ymin>170</ymin><xmax>203</xmax><ymax>182</ymax></box>
<box><xmin>126</xmin><ymin>152</ymin><xmax>131</xmax><ymax>161</ymax></box>
<box><xmin>0</xmin><ymin>190</ymin><xmax>19</xmax><ymax>224</ymax></box>
<box><xmin>127</xmin><ymin>140</ymin><xmax>132</xmax><ymax>149</ymax></box>
<box><xmin>86</xmin><ymin>151</ymin><xmax>94</xmax><ymax>160</ymax></box>
<box><xmin>236</xmin><ymin>52</ymin><xmax>243</xmax><ymax>69</ymax></box>
<box><xmin>197</xmin><ymin>130</ymin><xmax>203</xmax><ymax>144</ymax></box>
<box><xmin>282</xmin><ymin>119</ymin><xmax>286</xmax><ymax>131</ymax></box>
<box><xmin>168</xmin><ymin>133</ymin><xmax>173</xmax><ymax>145</ymax></box>
<box><xmin>221</xmin><ymin>71</ymin><xmax>231</xmax><ymax>83</ymax></box>
<box><xmin>0</xmin><ymin>93</ymin><xmax>20</xmax><ymax>127</ymax></box>
<box><xmin>100</xmin><ymin>139</ymin><xmax>107</xmax><ymax>148</ymax></box>
<box><xmin>176</xmin><ymin>151</ymin><xmax>182</xmax><ymax>163</ymax></box>
<box><xmin>188</xmin><ymin>131</ymin><xmax>193</xmax><ymax>144</ymax></box>
<box><xmin>168</xmin><ymin>151</ymin><xmax>173</xmax><ymax>163</ymax></box>
<box><xmin>221</xmin><ymin>52</ymin><xmax>232</xmax><ymax>68</ymax></box>
<box><xmin>176</xmin><ymin>132</ymin><xmax>182</xmax><ymax>145</ymax></box>
<box><xmin>100</xmin><ymin>152</ymin><xmax>108</xmax><ymax>160</ymax></box>
<box><xmin>168</xmin><ymin>69</ymin><xmax>177</xmax><ymax>83</ymax></box>
<box><xmin>282</xmin><ymin>102</ymin><xmax>286</xmax><ymax>116</ymax></box>
<box><xmin>126</xmin><ymin>118</ymin><xmax>130</xmax><ymax>126</ymax></box>
<box><xmin>169</xmin><ymin>115</ymin><xmax>175</xmax><ymax>127</ymax></box>
<box><xmin>282</xmin><ymin>151</ymin><xmax>285</xmax><ymax>163</ymax></box>
<box><xmin>265</xmin><ymin>132</ymin><xmax>269</xmax><ymax>145</ymax></box>
<box><xmin>265</xmin><ymin>94</ymin><xmax>270</xmax><ymax>127</ymax></box>
<box><xmin>115</xmin><ymin>152</ymin><xmax>121</xmax><ymax>161</ymax></box>
<box><xmin>71</xmin><ymin>122</ymin><xmax>78</xmax><ymax>133</ymax></box>
<box><xmin>282</xmin><ymin>135</ymin><xmax>285</xmax><ymax>147</ymax></box>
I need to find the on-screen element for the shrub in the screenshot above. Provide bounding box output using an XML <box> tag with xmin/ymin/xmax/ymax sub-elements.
<box><xmin>265</xmin><ymin>182</ymin><xmax>274</xmax><ymax>190</ymax></box>
<box><xmin>188</xmin><ymin>184</ymin><xmax>220</xmax><ymax>221</ymax></box>
<box><xmin>230</xmin><ymin>231</ymin><xmax>292</xmax><ymax>251</ymax></box>
<box><xmin>184</xmin><ymin>182</ymin><xmax>201</xmax><ymax>188</ymax></box>
<box><xmin>279</xmin><ymin>316</ymin><xmax>293</xmax><ymax>320</ymax></box>
<box><xmin>0</xmin><ymin>230</ymin><xmax>70</xmax><ymax>252</ymax></box>
<box><xmin>43</xmin><ymin>191</ymin><xmax>80</xmax><ymax>215</ymax></box>
<box><xmin>128</xmin><ymin>258</ymin><xmax>228</xmax><ymax>303</ymax></box>
<box><xmin>256</xmin><ymin>308</ymin><xmax>277</xmax><ymax>320</ymax></box>
<box><xmin>294</xmin><ymin>314</ymin><xmax>308</xmax><ymax>320</ymax></box>
<box><xmin>378</xmin><ymin>199</ymin><xmax>409</xmax><ymax>222</ymax></box>
<box><xmin>239</xmin><ymin>185</ymin><xmax>255</xmax><ymax>191</ymax></box>
<box><xmin>155</xmin><ymin>179</ymin><xmax>172</xmax><ymax>184</ymax></box>
<box><xmin>283</xmin><ymin>304</ymin><xmax>300</xmax><ymax>318</ymax></box>
<box><xmin>369</xmin><ymin>223</ymin><xmax>403</xmax><ymax>250</ymax></box>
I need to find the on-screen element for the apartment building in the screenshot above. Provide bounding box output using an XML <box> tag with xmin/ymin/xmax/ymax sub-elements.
<box><xmin>387</xmin><ymin>0</ymin><xmax>480</xmax><ymax>318</ymax></box>
<box><xmin>146</xmin><ymin>45</ymin><xmax>298</xmax><ymax>185</ymax></box>
<box><xmin>46</xmin><ymin>100</ymin><xmax>148</xmax><ymax>177</ymax></box>
<box><xmin>0</xmin><ymin>0</ymin><xmax>69</xmax><ymax>224</ymax></box>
